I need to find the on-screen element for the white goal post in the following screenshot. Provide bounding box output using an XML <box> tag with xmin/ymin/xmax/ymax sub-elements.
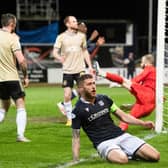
<box><xmin>155</xmin><ymin>0</ymin><xmax>166</xmax><ymax>133</ymax></box>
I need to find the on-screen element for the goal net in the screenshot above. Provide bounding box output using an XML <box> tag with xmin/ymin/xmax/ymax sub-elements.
<box><xmin>155</xmin><ymin>0</ymin><xmax>168</xmax><ymax>133</ymax></box>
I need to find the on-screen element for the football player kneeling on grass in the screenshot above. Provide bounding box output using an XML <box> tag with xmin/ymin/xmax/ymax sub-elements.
<box><xmin>72</xmin><ymin>74</ymin><xmax>160</xmax><ymax>164</ymax></box>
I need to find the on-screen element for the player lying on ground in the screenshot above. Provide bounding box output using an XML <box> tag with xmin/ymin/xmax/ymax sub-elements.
<box><xmin>97</xmin><ymin>54</ymin><xmax>156</xmax><ymax>131</ymax></box>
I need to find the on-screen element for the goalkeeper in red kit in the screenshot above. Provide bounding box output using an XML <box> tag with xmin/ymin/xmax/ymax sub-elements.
<box><xmin>98</xmin><ymin>54</ymin><xmax>156</xmax><ymax>131</ymax></box>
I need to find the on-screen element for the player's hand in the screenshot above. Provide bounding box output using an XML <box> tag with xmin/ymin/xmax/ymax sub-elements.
<box><xmin>54</xmin><ymin>55</ymin><xmax>65</xmax><ymax>64</ymax></box>
<box><xmin>23</xmin><ymin>77</ymin><xmax>29</xmax><ymax>88</ymax></box>
<box><xmin>88</xmin><ymin>67</ymin><xmax>95</xmax><ymax>75</ymax></box>
<box><xmin>59</xmin><ymin>55</ymin><xmax>66</xmax><ymax>63</ymax></box>
<box><xmin>89</xmin><ymin>30</ymin><xmax>99</xmax><ymax>41</ymax></box>
<box><xmin>143</xmin><ymin>121</ymin><xmax>155</xmax><ymax>129</ymax></box>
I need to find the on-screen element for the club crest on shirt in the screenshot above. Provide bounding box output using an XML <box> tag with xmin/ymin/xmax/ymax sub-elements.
<box><xmin>98</xmin><ymin>100</ymin><xmax>104</xmax><ymax>106</ymax></box>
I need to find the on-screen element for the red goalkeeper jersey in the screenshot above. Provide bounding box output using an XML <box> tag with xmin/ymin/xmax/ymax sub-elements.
<box><xmin>131</xmin><ymin>65</ymin><xmax>156</xmax><ymax>91</ymax></box>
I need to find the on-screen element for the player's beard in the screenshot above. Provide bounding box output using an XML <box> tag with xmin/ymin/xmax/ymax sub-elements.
<box><xmin>84</xmin><ymin>90</ymin><xmax>96</xmax><ymax>101</ymax></box>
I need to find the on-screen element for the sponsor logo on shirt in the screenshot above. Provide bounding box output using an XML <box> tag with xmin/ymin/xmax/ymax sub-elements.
<box><xmin>88</xmin><ymin>108</ymin><xmax>108</xmax><ymax>121</ymax></box>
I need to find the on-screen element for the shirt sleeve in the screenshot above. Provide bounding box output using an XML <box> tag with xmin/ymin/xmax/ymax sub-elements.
<box><xmin>103</xmin><ymin>94</ymin><xmax>119</xmax><ymax>113</ymax></box>
<box><xmin>11</xmin><ymin>35</ymin><xmax>22</xmax><ymax>52</ymax></box>
<box><xmin>53</xmin><ymin>34</ymin><xmax>62</xmax><ymax>49</ymax></box>
<box><xmin>72</xmin><ymin>108</ymin><xmax>81</xmax><ymax>129</ymax></box>
<box><xmin>110</xmin><ymin>103</ymin><xmax>119</xmax><ymax>113</ymax></box>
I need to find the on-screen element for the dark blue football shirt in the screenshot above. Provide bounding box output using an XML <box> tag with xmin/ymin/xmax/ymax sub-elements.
<box><xmin>72</xmin><ymin>94</ymin><xmax>124</xmax><ymax>148</ymax></box>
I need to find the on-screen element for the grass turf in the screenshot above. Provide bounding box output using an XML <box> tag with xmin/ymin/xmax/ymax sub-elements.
<box><xmin>0</xmin><ymin>85</ymin><xmax>167</xmax><ymax>168</ymax></box>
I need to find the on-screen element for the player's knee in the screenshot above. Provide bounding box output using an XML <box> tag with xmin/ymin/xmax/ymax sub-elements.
<box><xmin>151</xmin><ymin>151</ymin><xmax>160</xmax><ymax>162</ymax></box>
<box><xmin>117</xmin><ymin>157</ymin><xmax>128</xmax><ymax>164</ymax></box>
<box><xmin>107</xmin><ymin>150</ymin><xmax>128</xmax><ymax>164</ymax></box>
<box><xmin>108</xmin><ymin>156</ymin><xmax>128</xmax><ymax>164</ymax></box>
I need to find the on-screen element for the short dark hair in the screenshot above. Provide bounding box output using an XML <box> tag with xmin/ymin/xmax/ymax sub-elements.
<box><xmin>1</xmin><ymin>13</ymin><xmax>16</xmax><ymax>27</ymax></box>
<box><xmin>78</xmin><ymin>22</ymin><xmax>85</xmax><ymax>26</ymax></box>
<box><xmin>77</xmin><ymin>74</ymin><xmax>93</xmax><ymax>87</ymax></box>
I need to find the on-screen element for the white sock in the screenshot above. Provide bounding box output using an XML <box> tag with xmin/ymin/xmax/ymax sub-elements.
<box><xmin>72</xmin><ymin>89</ymin><xmax>78</xmax><ymax>97</ymax></box>
<box><xmin>0</xmin><ymin>109</ymin><xmax>5</xmax><ymax>122</ymax></box>
<box><xmin>16</xmin><ymin>108</ymin><xmax>27</xmax><ymax>138</ymax></box>
<box><xmin>64</xmin><ymin>101</ymin><xmax>72</xmax><ymax>120</ymax></box>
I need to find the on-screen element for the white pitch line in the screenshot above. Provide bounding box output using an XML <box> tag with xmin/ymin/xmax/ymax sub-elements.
<box><xmin>55</xmin><ymin>133</ymin><xmax>161</xmax><ymax>168</ymax></box>
<box><xmin>143</xmin><ymin>130</ymin><xmax>168</xmax><ymax>140</ymax></box>
<box><xmin>143</xmin><ymin>133</ymin><xmax>158</xmax><ymax>140</ymax></box>
<box><xmin>55</xmin><ymin>153</ymin><xmax>98</xmax><ymax>168</ymax></box>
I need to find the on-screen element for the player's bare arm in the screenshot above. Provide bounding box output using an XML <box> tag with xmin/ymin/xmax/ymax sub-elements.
<box><xmin>89</xmin><ymin>30</ymin><xmax>99</xmax><ymax>41</ymax></box>
<box><xmin>53</xmin><ymin>47</ymin><xmax>65</xmax><ymax>63</ymax></box>
<box><xmin>114</xmin><ymin>108</ymin><xmax>155</xmax><ymax>129</ymax></box>
<box><xmin>72</xmin><ymin>129</ymin><xmax>80</xmax><ymax>162</ymax></box>
<box><xmin>83</xmin><ymin>49</ymin><xmax>94</xmax><ymax>74</ymax></box>
<box><xmin>15</xmin><ymin>50</ymin><xmax>29</xmax><ymax>87</ymax></box>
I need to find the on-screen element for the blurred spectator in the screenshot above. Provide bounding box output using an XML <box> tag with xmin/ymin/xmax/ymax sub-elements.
<box><xmin>109</xmin><ymin>46</ymin><xmax>124</xmax><ymax>67</ymax></box>
<box><xmin>124</xmin><ymin>52</ymin><xmax>135</xmax><ymax>79</ymax></box>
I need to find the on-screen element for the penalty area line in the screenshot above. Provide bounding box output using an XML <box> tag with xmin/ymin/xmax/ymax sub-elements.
<box><xmin>55</xmin><ymin>153</ymin><xmax>98</xmax><ymax>168</ymax></box>
<box><xmin>143</xmin><ymin>129</ymin><xmax>168</xmax><ymax>141</ymax></box>
<box><xmin>143</xmin><ymin>132</ymin><xmax>158</xmax><ymax>140</ymax></box>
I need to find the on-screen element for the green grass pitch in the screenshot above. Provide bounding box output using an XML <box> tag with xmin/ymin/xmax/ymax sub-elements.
<box><xmin>0</xmin><ymin>85</ymin><xmax>167</xmax><ymax>168</ymax></box>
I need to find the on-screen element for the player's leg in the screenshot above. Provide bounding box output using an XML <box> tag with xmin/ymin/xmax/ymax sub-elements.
<box><xmin>57</xmin><ymin>101</ymin><xmax>66</xmax><ymax>115</ymax></box>
<box><xmin>57</xmin><ymin>88</ymin><xmax>78</xmax><ymax>115</ymax></box>
<box><xmin>119</xmin><ymin>102</ymin><xmax>155</xmax><ymax>131</ymax></box>
<box><xmin>10</xmin><ymin>98</ymin><xmax>15</xmax><ymax>106</ymax></box>
<box><xmin>120</xmin><ymin>103</ymin><xmax>133</xmax><ymax>111</ymax></box>
<box><xmin>130</xmin><ymin>104</ymin><xmax>155</xmax><ymax>118</ymax></box>
<box><xmin>0</xmin><ymin>82</ymin><xmax>11</xmax><ymax>122</ymax></box>
<box><xmin>106</xmin><ymin>72</ymin><xmax>133</xmax><ymax>91</ymax></box>
<box><xmin>107</xmin><ymin>149</ymin><xmax>128</xmax><ymax>163</ymax></box>
<box><xmin>15</xmin><ymin>97</ymin><xmax>30</xmax><ymax>142</ymax></box>
<box><xmin>98</xmin><ymin>68</ymin><xmax>124</xmax><ymax>84</ymax></box>
<box><xmin>62</xmin><ymin>74</ymin><xmax>75</xmax><ymax>126</ymax></box>
<box><xmin>97</xmin><ymin>68</ymin><xmax>132</xmax><ymax>90</ymax></box>
<box><xmin>58</xmin><ymin>88</ymin><xmax>78</xmax><ymax>112</ymax></box>
<box><xmin>135</xmin><ymin>143</ymin><xmax>160</xmax><ymax>161</ymax></box>
<box><xmin>0</xmin><ymin>99</ymin><xmax>10</xmax><ymax>122</ymax></box>
<box><xmin>119</xmin><ymin>87</ymin><xmax>155</xmax><ymax>131</ymax></box>
<box><xmin>63</xmin><ymin>87</ymin><xmax>73</xmax><ymax>126</ymax></box>
<box><xmin>71</xmin><ymin>88</ymin><xmax>78</xmax><ymax>99</ymax></box>
<box><xmin>11</xmin><ymin>81</ymin><xmax>30</xmax><ymax>142</ymax></box>
<box><xmin>97</xmin><ymin>138</ymin><xmax>128</xmax><ymax>164</ymax></box>
<box><xmin>120</xmin><ymin>133</ymin><xmax>160</xmax><ymax>162</ymax></box>
<box><xmin>129</xmin><ymin>84</ymin><xmax>155</xmax><ymax>118</ymax></box>
<box><xmin>106</xmin><ymin>72</ymin><xmax>124</xmax><ymax>84</ymax></box>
